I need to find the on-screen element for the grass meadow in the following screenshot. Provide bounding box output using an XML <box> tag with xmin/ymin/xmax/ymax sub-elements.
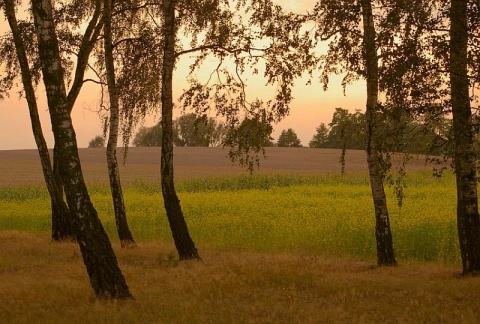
<box><xmin>1</xmin><ymin>148</ymin><xmax>479</xmax><ymax>323</ymax></box>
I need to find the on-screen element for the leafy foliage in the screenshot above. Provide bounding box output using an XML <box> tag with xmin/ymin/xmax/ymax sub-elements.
<box><xmin>223</xmin><ymin>117</ymin><xmax>274</xmax><ymax>172</ymax></box>
<box><xmin>176</xmin><ymin>0</ymin><xmax>318</xmax><ymax>169</ymax></box>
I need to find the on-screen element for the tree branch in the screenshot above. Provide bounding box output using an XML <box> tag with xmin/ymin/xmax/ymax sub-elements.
<box><xmin>175</xmin><ymin>44</ymin><xmax>268</xmax><ymax>58</ymax></box>
<box><xmin>67</xmin><ymin>0</ymin><xmax>104</xmax><ymax>112</ymax></box>
<box><xmin>112</xmin><ymin>1</ymin><xmax>157</xmax><ymax>17</ymax></box>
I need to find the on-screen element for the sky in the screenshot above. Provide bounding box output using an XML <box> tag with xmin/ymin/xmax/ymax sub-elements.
<box><xmin>0</xmin><ymin>1</ymin><xmax>366</xmax><ymax>151</ymax></box>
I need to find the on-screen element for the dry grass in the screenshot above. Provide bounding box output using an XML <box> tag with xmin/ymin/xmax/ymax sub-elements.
<box><xmin>1</xmin><ymin>231</ymin><xmax>480</xmax><ymax>323</ymax></box>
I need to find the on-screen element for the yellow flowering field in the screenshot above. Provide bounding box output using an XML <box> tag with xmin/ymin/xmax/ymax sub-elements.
<box><xmin>0</xmin><ymin>171</ymin><xmax>460</xmax><ymax>265</ymax></box>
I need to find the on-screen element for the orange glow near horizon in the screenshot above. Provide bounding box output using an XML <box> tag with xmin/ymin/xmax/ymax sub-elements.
<box><xmin>0</xmin><ymin>0</ymin><xmax>367</xmax><ymax>150</ymax></box>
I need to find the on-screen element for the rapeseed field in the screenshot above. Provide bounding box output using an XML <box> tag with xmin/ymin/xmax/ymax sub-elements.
<box><xmin>0</xmin><ymin>171</ymin><xmax>459</xmax><ymax>265</ymax></box>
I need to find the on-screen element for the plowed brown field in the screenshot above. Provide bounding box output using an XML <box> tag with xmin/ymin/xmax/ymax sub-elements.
<box><xmin>0</xmin><ymin>147</ymin><xmax>432</xmax><ymax>186</ymax></box>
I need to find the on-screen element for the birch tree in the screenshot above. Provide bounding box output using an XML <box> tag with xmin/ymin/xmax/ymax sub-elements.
<box><xmin>449</xmin><ymin>0</ymin><xmax>480</xmax><ymax>274</ymax></box>
<box><xmin>360</xmin><ymin>0</ymin><xmax>396</xmax><ymax>265</ymax></box>
<box><xmin>103</xmin><ymin>0</ymin><xmax>136</xmax><ymax>247</ymax></box>
<box><xmin>160</xmin><ymin>0</ymin><xmax>199</xmax><ymax>259</ymax></box>
<box><xmin>147</xmin><ymin>0</ymin><xmax>328</xmax><ymax>259</ymax></box>
<box><xmin>313</xmin><ymin>0</ymin><xmax>399</xmax><ymax>265</ymax></box>
<box><xmin>2</xmin><ymin>0</ymin><xmax>74</xmax><ymax>241</ymax></box>
<box><xmin>1</xmin><ymin>0</ymin><xmax>108</xmax><ymax>240</ymax></box>
<box><xmin>31</xmin><ymin>0</ymin><xmax>132</xmax><ymax>299</ymax></box>
<box><xmin>371</xmin><ymin>0</ymin><xmax>480</xmax><ymax>273</ymax></box>
<box><xmin>50</xmin><ymin>0</ymin><xmax>105</xmax><ymax>241</ymax></box>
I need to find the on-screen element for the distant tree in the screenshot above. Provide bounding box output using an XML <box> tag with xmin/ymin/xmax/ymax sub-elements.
<box><xmin>173</xmin><ymin>113</ymin><xmax>210</xmax><ymax>147</ymax></box>
<box><xmin>374</xmin><ymin>104</ymin><xmax>451</xmax><ymax>157</ymax></box>
<box><xmin>133</xmin><ymin>124</ymin><xmax>162</xmax><ymax>147</ymax></box>
<box><xmin>310</xmin><ymin>106</ymin><xmax>450</xmax><ymax>156</ymax></box>
<box><xmin>329</xmin><ymin>108</ymin><xmax>365</xmax><ymax>174</ymax></box>
<box><xmin>132</xmin><ymin>115</ymin><xmax>227</xmax><ymax>148</ymax></box>
<box><xmin>208</xmin><ymin>119</ymin><xmax>228</xmax><ymax>147</ymax></box>
<box><xmin>277</xmin><ymin>128</ymin><xmax>302</xmax><ymax>147</ymax></box>
<box><xmin>181</xmin><ymin>114</ymin><xmax>227</xmax><ymax>147</ymax></box>
<box><xmin>309</xmin><ymin>123</ymin><xmax>329</xmax><ymax>148</ymax></box>
<box><xmin>88</xmin><ymin>135</ymin><xmax>105</xmax><ymax>148</ymax></box>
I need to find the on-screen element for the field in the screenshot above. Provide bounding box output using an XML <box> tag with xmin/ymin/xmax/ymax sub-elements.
<box><xmin>1</xmin><ymin>147</ymin><xmax>480</xmax><ymax>323</ymax></box>
<box><xmin>0</xmin><ymin>147</ymin><xmax>430</xmax><ymax>185</ymax></box>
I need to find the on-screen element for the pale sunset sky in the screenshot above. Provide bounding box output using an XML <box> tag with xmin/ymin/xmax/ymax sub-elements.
<box><xmin>0</xmin><ymin>1</ymin><xmax>366</xmax><ymax>150</ymax></box>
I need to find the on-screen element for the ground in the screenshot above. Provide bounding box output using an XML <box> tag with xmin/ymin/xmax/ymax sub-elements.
<box><xmin>0</xmin><ymin>147</ymin><xmax>430</xmax><ymax>186</ymax></box>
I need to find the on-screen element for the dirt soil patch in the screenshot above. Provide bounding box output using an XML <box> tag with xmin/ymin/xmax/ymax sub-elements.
<box><xmin>0</xmin><ymin>147</ymin><xmax>432</xmax><ymax>186</ymax></box>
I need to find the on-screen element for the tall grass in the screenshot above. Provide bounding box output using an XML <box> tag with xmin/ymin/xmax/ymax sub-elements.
<box><xmin>0</xmin><ymin>171</ymin><xmax>460</xmax><ymax>264</ymax></box>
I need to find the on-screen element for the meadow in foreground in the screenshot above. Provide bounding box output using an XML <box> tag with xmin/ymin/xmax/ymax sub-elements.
<box><xmin>2</xmin><ymin>231</ymin><xmax>480</xmax><ymax>323</ymax></box>
<box><xmin>2</xmin><ymin>171</ymin><xmax>478</xmax><ymax>323</ymax></box>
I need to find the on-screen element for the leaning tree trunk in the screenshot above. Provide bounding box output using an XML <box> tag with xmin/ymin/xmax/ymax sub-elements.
<box><xmin>3</xmin><ymin>0</ymin><xmax>74</xmax><ymax>241</ymax></box>
<box><xmin>52</xmin><ymin>0</ymin><xmax>104</xmax><ymax>241</ymax></box>
<box><xmin>31</xmin><ymin>0</ymin><xmax>132</xmax><ymax>299</ymax></box>
<box><xmin>104</xmin><ymin>0</ymin><xmax>136</xmax><ymax>248</ymax></box>
<box><xmin>160</xmin><ymin>0</ymin><xmax>200</xmax><ymax>260</ymax></box>
<box><xmin>360</xmin><ymin>0</ymin><xmax>397</xmax><ymax>266</ymax></box>
<box><xmin>450</xmin><ymin>0</ymin><xmax>480</xmax><ymax>274</ymax></box>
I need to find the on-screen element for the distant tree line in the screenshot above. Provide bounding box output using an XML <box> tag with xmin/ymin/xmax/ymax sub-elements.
<box><xmin>309</xmin><ymin>107</ymin><xmax>451</xmax><ymax>156</ymax></box>
<box><xmin>131</xmin><ymin>113</ymin><xmax>227</xmax><ymax>148</ymax></box>
<box><xmin>125</xmin><ymin>109</ymin><xmax>451</xmax><ymax>156</ymax></box>
<box><xmin>131</xmin><ymin>116</ymin><xmax>306</xmax><ymax>148</ymax></box>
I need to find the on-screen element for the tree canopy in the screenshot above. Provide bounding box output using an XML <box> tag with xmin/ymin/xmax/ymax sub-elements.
<box><xmin>88</xmin><ymin>135</ymin><xmax>105</xmax><ymax>148</ymax></box>
<box><xmin>132</xmin><ymin>114</ymin><xmax>226</xmax><ymax>147</ymax></box>
<box><xmin>277</xmin><ymin>128</ymin><xmax>302</xmax><ymax>147</ymax></box>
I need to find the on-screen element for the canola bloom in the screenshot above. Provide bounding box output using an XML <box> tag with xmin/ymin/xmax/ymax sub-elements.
<box><xmin>0</xmin><ymin>171</ymin><xmax>460</xmax><ymax>264</ymax></box>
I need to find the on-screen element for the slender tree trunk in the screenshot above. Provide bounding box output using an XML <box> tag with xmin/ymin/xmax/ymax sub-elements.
<box><xmin>31</xmin><ymin>0</ymin><xmax>132</xmax><ymax>299</ymax></box>
<box><xmin>161</xmin><ymin>0</ymin><xmax>200</xmax><ymax>260</ymax></box>
<box><xmin>450</xmin><ymin>0</ymin><xmax>480</xmax><ymax>274</ymax></box>
<box><xmin>104</xmin><ymin>0</ymin><xmax>136</xmax><ymax>248</ymax></box>
<box><xmin>360</xmin><ymin>0</ymin><xmax>397</xmax><ymax>266</ymax></box>
<box><xmin>3</xmin><ymin>0</ymin><xmax>74</xmax><ymax>241</ymax></box>
<box><xmin>52</xmin><ymin>144</ymin><xmax>75</xmax><ymax>240</ymax></box>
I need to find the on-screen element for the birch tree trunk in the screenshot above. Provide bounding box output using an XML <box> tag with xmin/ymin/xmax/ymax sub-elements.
<box><xmin>3</xmin><ymin>0</ymin><xmax>74</xmax><ymax>241</ymax></box>
<box><xmin>31</xmin><ymin>0</ymin><xmax>132</xmax><ymax>299</ymax></box>
<box><xmin>103</xmin><ymin>0</ymin><xmax>136</xmax><ymax>248</ymax></box>
<box><xmin>51</xmin><ymin>147</ymin><xmax>74</xmax><ymax>240</ymax></box>
<box><xmin>450</xmin><ymin>0</ymin><xmax>480</xmax><ymax>274</ymax></box>
<box><xmin>360</xmin><ymin>0</ymin><xmax>397</xmax><ymax>266</ymax></box>
<box><xmin>161</xmin><ymin>0</ymin><xmax>200</xmax><ymax>260</ymax></box>
<box><xmin>51</xmin><ymin>0</ymin><xmax>103</xmax><ymax>241</ymax></box>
